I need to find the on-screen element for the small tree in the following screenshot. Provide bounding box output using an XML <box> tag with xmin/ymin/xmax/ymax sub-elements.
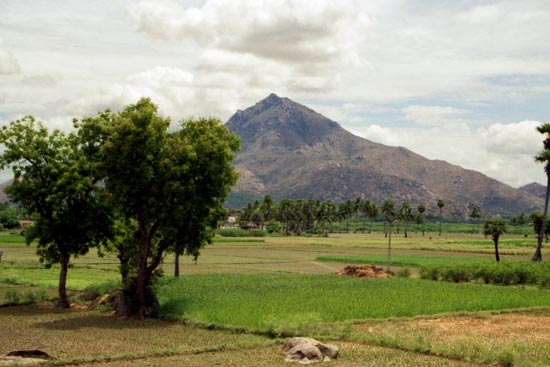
<box><xmin>516</xmin><ymin>212</ymin><xmax>527</xmax><ymax>236</ymax></box>
<box><xmin>381</xmin><ymin>200</ymin><xmax>396</xmax><ymax>272</ymax></box>
<box><xmin>417</xmin><ymin>204</ymin><xmax>426</xmax><ymax>236</ymax></box>
<box><xmin>364</xmin><ymin>200</ymin><xmax>378</xmax><ymax>233</ymax></box>
<box><xmin>533</xmin><ymin>122</ymin><xmax>550</xmax><ymax>261</ymax></box>
<box><xmin>0</xmin><ymin>117</ymin><xmax>112</xmax><ymax>308</ymax></box>
<box><xmin>483</xmin><ymin>218</ymin><xmax>507</xmax><ymax>262</ymax></box>
<box><xmin>531</xmin><ymin>211</ymin><xmax>544</xmax><ymax>246</ymax></box>
<box><xmin>437</xmin><ymin>199</ymin><xmax>445</xmax><ymax>236</ymax></box>
<box><xmin>469</xmin><ymin>204</ymin><xmax>482</xmax><ymax>234</ymax></box>
<box><xmin>399</xmin><ymin>201</ymin><xmax>413</xmax><ymax>238</ymax></box>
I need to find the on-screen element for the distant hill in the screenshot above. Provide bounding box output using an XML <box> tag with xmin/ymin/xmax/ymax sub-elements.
<box><xmin>225</xmin><ymin>94</ymin><xmax>543</xmax><ymax>217</ymax></box>
<box><xmin>519</xmin><ymin>182</ymin><xmax>546</xmax><ymax>200</ymax></box>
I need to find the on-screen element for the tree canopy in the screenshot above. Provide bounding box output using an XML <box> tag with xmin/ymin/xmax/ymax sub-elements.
<box><xmin>0</xmin><ymin>117</ymin><xmax>112</xmax><ymax>308</ymax></box>
<box><xmin>76</xmin><ymin>98</ymin><xmax>240</xmax><ymax>318</ymax></box>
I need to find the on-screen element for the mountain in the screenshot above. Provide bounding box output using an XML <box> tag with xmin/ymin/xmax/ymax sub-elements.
<box><xmin>519</xmin><ymin>182</ymin><xmax>546</xmax><ymax>200</ymax></box>
<box><xmin>226</xmin><ymin>94</ymin><xmax>543</xmax><ymax>217</ymax></box>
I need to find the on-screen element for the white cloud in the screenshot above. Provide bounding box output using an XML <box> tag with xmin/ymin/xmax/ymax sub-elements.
<box><xmin>0</xmin><ymin>38</ymin><xmax>20</xmax><ymax>75</ymax></box>
<box><xmin>349</xmin><ymin>120</ymin><xmax>545</xmax><ymax>187</ymax></box>
<box><xmin>126</xmin><ymin>0</ymin><xmax>368</xmax><ymax>95</ymax></box>
<box><xmin>402</xmin><ymin>105</ymin><xmax>470</xmax><ymax>126</ymax></box>
<box><xmin>127</xmin><ymin>0</ymin><xmax>368</xmax><ymax>64</ymax></box>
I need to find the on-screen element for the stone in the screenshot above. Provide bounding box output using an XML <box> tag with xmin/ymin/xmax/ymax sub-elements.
<box><xmin>283</xmin><ymin>337</ymin><xmax>339</xmax><ymax>364</ymax></box>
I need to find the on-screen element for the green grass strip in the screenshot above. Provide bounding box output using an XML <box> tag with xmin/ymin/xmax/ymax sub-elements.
<box><xmin>315</xmin><ymin>254</ymin><xmax>494</xmax><ymax>267</ymax></box>
<box><xmin>158</xmin><ymin>274</ymin><xmax>550</xmax><ymax>334</ymax></box>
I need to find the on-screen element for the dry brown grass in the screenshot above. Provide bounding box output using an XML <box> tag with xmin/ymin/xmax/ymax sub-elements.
<box><xmin>352</xmin><ymin>311</ymin><xmax>550</xmax><ymax>366</ymax></box>
<box><xmin>0</xmin><ymin>304</ymin><xmax>480</xmax><ymax>367</ymax></box>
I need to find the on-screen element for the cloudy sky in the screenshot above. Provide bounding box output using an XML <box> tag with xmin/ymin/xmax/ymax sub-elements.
<box><xmin>1</xmin><ymin>0</ymin><xmax>549</xmax><ymax>187</ymax></box>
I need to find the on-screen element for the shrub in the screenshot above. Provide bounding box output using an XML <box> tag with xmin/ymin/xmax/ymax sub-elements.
<box><xmin>420</xmin><ymin>265</ymin><xmax>440</xmax><ymax>280</ymax></box>
<box><xmin>441</xmin><ymin>266</ymin><xmax>472</xmax><ymax>283</ymax></box>
<box><xmin>217</xmin><ymin>228</ymin><xmax>266</xmax><ymax>237</ymax></box>
<box><xmin>397</xmin><ymin>267</ymin><xmax>411</xmax><ymax>278</ymax></box>
<box><xmin>4</xmin><ymin>289</ymin><xmax>20</xmax><ymax>304</ymax></box>
<box><xmin>265</xmin><ymin>220</ymin><xmax>283</xmax><ymax>234</ymax></box>
<box><xmin>421</xmin><ymin>261</ymin><xmax>550</xmax><ymax>287</ymax></box>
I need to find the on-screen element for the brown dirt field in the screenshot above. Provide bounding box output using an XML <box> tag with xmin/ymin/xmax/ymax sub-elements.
<box><xmin>0</xmin><ymin>304</ymin><xmax>478</xmax><ymax>367</ymax></box>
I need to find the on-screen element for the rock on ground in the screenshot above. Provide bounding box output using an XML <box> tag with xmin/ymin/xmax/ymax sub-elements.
<box><xmin>283</xmin><ymin>337</ymin><xmax>339</xmax><ymax>364</ymax></box>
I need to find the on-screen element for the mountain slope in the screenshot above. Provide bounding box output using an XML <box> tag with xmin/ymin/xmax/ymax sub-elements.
<box><xmin>519</xmin><ymin>182</ymin><xmax>546</xmax><ymax>200</ymax></box>
<box><xmin>226</xmin><ymin>94</ymin><xmax>542</xmax><ymax>217</ymax></box>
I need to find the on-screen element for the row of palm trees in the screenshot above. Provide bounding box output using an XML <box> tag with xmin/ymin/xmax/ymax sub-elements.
<box><xmin>237</xmin><ymin>196</ymin><xmax>447</xmax><ymax>236</ymax></box>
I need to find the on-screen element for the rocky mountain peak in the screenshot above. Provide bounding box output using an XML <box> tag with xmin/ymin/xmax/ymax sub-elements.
<box><xmin>225</xmin><ymin>95</ymin><xmax>543</xmax><ymax>217</ymax></box>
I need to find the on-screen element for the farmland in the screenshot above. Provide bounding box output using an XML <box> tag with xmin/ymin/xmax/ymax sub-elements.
<box><xmin>1</xmin><ymin>231</ymin><xmax>550</xmax><ymax>366</ymax></box>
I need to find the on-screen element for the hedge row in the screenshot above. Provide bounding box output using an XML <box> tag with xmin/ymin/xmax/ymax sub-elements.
<box><xmin>420</xmin><ymin>261</ymin><xmax>550</xmax><ymax>288</ymax></box>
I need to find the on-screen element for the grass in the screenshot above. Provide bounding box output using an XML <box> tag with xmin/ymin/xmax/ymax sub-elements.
<box><xmin>158</xmin><ymin>274</ymin><xmax>550</xmax><ymax>334</ymax></box>
<box><xmin>0</xmin><ymin>264</ymin><xmax>120</xmax><ymax>291</ymax></box>
<box><xmin>350</xmin><ymin>311</ymin><xmax>550</xmax><ymax>367</ymax></box>
<box><xmin>0</xmin><ymin>304</ymin><xmax>477</xmax><ymax>367</ymax></box>
<box><xmin>315</xmin><ymin>253</ymin><xmax>496</xmax><ymax>267</ymax></box>
<box><xmin>2</xmin><ymin>232</ymin><xmax>549</xmax><ymax>366</ymax></box>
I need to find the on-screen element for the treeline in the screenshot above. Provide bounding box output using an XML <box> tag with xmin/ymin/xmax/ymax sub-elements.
<box><xmin>235</xmin><ymin>195</ymin><xmax>543</xmax><ymax>238</ymax></box>
<box><xmin>236</xmin><ymin>196</ymin><xmax>439</xmax><ymax>237</ymax></box>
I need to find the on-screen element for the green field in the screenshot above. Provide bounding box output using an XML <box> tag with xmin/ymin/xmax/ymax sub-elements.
<box><xmin>158</xmin><ymin>274</ymin><xmax>550</xmax><ymax>333</ymax></box>
<box><xmin>1</xmin><ymin>231</ymin><xmax>550</xmax><ymax>366</ymax></box>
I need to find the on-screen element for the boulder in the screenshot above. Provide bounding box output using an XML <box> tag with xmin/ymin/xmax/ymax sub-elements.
<box><xmin>283</xmin><ymin>337</ymin><xmax>339</xmax><ymax>364</ymax></box>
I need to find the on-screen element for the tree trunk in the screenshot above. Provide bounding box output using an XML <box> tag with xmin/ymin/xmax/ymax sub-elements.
<box><xmin>493</xmin><ymin>237</ymin><xmax>500</xmax><ymax>262</ymax></box>
<box><xmin>58</xmin><ymin>254</ymin><xmax>70</xmax><ymax>309</ymax></box>
<box><xmin>135</xmin><ymin>231</ymin><xmax>152</xmax><ymax>319</ymax></box>
<box><xmin>532</xmin><ymin>175</ymin><xmax>549</xmax><ymax>261</ymax></box>
<box><xmin>387</xmin><ymin>222</ymin><xmax>392</xmax><ymax>273</ymax></box>
<box><xmin>439</xmin><ymin>208</ymin><xmax>442</xmax><ymax>237</ymax></box>
<box><xmin>174</xmin><ymin>252</ymin><xmax>180</xmax><ymax>277</ymax></box>
<box><xmin>404</xmin><ymin>221</ymin><xmax>408</xmax><ymax>238</ymax></box>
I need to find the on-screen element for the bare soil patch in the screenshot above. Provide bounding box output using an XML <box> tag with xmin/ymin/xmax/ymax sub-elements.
<box><xmin>336</xmin><ymin>264</ymin><xmax>391</xmax><ymax>278</ymax></box>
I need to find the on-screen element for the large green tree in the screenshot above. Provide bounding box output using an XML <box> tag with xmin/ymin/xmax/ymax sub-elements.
<box><xmin>533</xmin><ymin>122</ymin><xmax>550</xmax><ymax>261</ymax></box>
<box><xmin>0</xmin><ymin>117</ymin><xmax>112</xmax><ymax>308</ymax></box>
<box><xmin>78</xmin><ymin>98</ymin><xmax>239</xmax><ymax>318</ymax></box>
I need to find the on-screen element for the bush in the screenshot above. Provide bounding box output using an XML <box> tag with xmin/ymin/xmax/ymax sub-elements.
<box><xmin>217</xmin><ymin>228</ymin><xmax>266</xmax><ymax>237</ymax></box>
<box><xmin>4</xmin><ymin>289</ymin><xmax>20</xmax><ymax>304</ymax></box>
<box><xmin>420</xmin><ymin>261</ymin><xmax>550</xmax><ymax>287</ymax></box>
<box><xmin>265</xmin><ymin>220</ymin><xmax>283</xmax><ymax>234</ymax></box>
<box><xmin>420</xmin><ymin>265</ymin><xmax>440</xmax><ymax>280</ymax></box>
<box><xmin>441</xmin><ymin>266</ymin><xmax>472</xmax><ymax>283</ymax></box>
<box><xmin>397</xmin><ymin>267</ymin><xmax>411</xmax><ymax>278</ymax></box>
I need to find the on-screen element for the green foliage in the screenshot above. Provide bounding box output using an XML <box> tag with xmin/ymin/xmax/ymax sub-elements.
<box><xmin>3</xmin><ymin>288</ymin><xmax>20</xmax><ymax>304</ymax></box>
<box><xmin>217</xmin><ymin>228</ymin><xmax>265</xmax><ymax>237</ymax></box>
<box><xmin>77</xmin><ymin>98</ymin><xmax>240</xmax><ymax>318</ymax></box>
<box><xmin>420</xmin><ymin>261</ymin><xmax>550</xmax><ymax>287</ymax></box>
<box><xmin>158</xmin><ymin>275</ymin><xmax>550</xmax><ymax>333</ymax></box>
<box><xmin>316</xmin><ymin>253</ymin><xmax>491</xmax><ymax>267</ymax></box>
<box><xmin>265</xmin><ymin>220</ymin><xmax>283</xmax><ymax>233</ymax></box>
<box><xmin>0</xmin><ymin>116</ymin><xmax>113</xmax><ymax>307</ymax></box>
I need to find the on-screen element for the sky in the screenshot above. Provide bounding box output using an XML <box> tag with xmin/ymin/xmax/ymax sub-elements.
<box><xmin>1</xmin><ymin>0</ymin><xmax>549</xmax><ymax>187</ymax></box>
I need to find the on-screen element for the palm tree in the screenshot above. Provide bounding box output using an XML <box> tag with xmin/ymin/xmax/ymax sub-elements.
<box><xmin>483</xmin><ymin>218</ymin><xmax>507</xmax><ymax>262</ymax></box>
<box><xmin>364</xmin><ymin>200</ymin><xmax>378</xmax><ymax>233</ymax></box>
<box><xmin>468</xmin><ymin>204</ymin><xmax>482</xmax><ymax>234</ymax></box>
<box><xmin>399</xmin><ymin>201</ymin><xmax>413</xmax><ymax>238</ymax></box>
<box><xmin>417</xmin><ymin>204</ymin><xmax>426</xmax><ymax>236</ymax></box>
<box><xmin>437</xmin><ymin>199</ymin><xmax>445</xmax><ymax>237</ymax></box>
<box><xmin>381</xmin><ymin>200</ymin><xmax>396</xmax><ymax>272</ymax></box>
<box><xmin>533</xmin><ymin>122</ymin><xmax>550</xmax><ymax>261</ymax></box>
